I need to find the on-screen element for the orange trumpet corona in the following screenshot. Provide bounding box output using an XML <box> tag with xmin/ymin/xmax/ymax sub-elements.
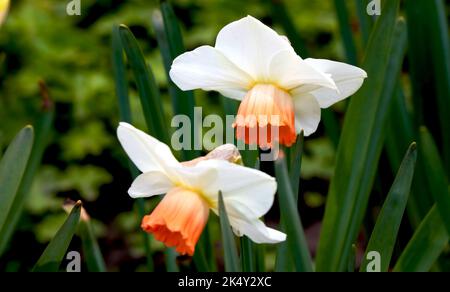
<box><xmin>233</xmin><ymin>84</ymin><xmax>297</xmax><ymax>148</ymax></box>
<box><xmin>141</xmin><ymin>187</ymin><xmax>210</xmax><ymax>256</ymax></box>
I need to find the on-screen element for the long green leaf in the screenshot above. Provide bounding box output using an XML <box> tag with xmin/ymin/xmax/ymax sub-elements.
<box><xmin>119</xmin><ymin>25</ymin><xmax>169</xmax><ymax>144</ymax></box>
<box><xmin>112</xmin><ymin>25</ymin><xmax>132</xmax><ymax>124</ymax></box>
<box><xmin>79</xmin><ymin>220</ymin><xmax>106</xmax><ymax>272</ymax></box>
<box><xmin>385</xmin><ymin>87</ymin><xmax>433</xmax><ymax>227</ymax></box>
<box><xmin>289</xmin><ymin>133</ymin><xmax>304</xmax><ymax>198</ymax></box>
<box><xmin>240</xmin><ymin>236</ymin><xmax>255</xmax><ymax>272</ymax></box>
<box><xmin>0</xmin><ymin>126</ymin><xmax>34</xmax><ymax>236</ymax></box>
<box><xmin>355</xmin><ymin>0</ymin><xmax>373</xmax><ymax>46</ymax></box>
<box><xmin>406</xmin><ymin>0</ymin><xmax>450</xmax><ymax>174</ymax></box>
<box><xmin>419</xmin><ymin>127</ymin><xmax>450</xmax><ymax>234</ymax></box>
<box><xmin>152</xmin><ymin>3</ymin><xmax>198</xmax><ymax>161</ymax></box>
<box><xmin>275</xmin><ymin>158</ymin><xmax>313</xmax><ymax>272</ymax></box>
<box><xmin>393</xmin><ymin>205</ymin><xmax>449</xmax><ymax>272</ymax></box>
<box><xmin>316</xmin><ymin>0</ymin><xmax>404</xmax><ymax>272</ymax></box>
<box><xmin>219</xmin><ymin>192</ymin><xmax>241</xmax><ymax>272</ymax></box>
<box><xmin>334</xmin><ymin>0</ymin><xmax>358</xmax><ymax>65</ymax></box>
<box><xmin>360</xmin><ymin>143</ymin><xmax>417</xmax><ymax>272</ymax></box>
<box><xmin>0</xmin><ymin>91</ymin><xmax>53</xmax><ymax>256</ymax></box>
<box><xmin>32</xmin><ymin>202</ymin><xmax>81</xmax><ymax>272</ymax></box>
<box><xmin>274</xmin><ymin>134</ymin><xmax>304</xmax><ymax>272</ymax></box>
<box><xmin>112</xmin><ymin>25</ymin><xmax>154</xmax><ymax>271</ymax></box>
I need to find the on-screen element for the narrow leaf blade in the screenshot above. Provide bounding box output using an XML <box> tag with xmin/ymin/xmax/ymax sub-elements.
<box><xmin>32</xmin><ymin>202</ymin><xmax>82</xmax><ymax>272</ymax></box>
<box><xmin>361</xmin><ymin>143</ymin><xmax>417</xmax><ymax>272</ymax></box>
<box><xmin>275</xmin><ymin>158</ymin><xmax>313</xmax><ymax>272</ymax></box>
<box><xmin>419</xmin><ymin>127</ymin><xmax>450</xmax><ymax>234</ymax></box>
<box><xmin>393</xmin><ymin>205</ymin><xmax>449</xmax><ymax>272</ymax></box>
<box><xmin>0</xmin><ymin>126</ymin><xmax>34</xmax><ymax>234</ymax></box>
<box><xmin>316</xmin><ymin>0</ymin><xmax>405</xmax><ymax>271</ymax></box>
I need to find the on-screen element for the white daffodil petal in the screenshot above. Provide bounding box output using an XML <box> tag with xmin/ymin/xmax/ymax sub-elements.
<box><xmin>269</xmin><ymin>50</ymin><xmax>337</xmax><ymax>91</ymax></box>
<box><xmin>230</xmin><ymin>217</ymin><xmax>286</xmax><ymax>244</ymax></box>
<box><xmin>293</xmin><ymin>94</ymin><xmax>322</xmax><ymax>136</ymax></box>
<box><xmin>169</xmin><ymin>46</ymin><xmax>253</xmax><ymax>100</ymax></box>
<box><xmin>117</xmin><ymin>122</ymin><xmax>179</xmax><ymax>173</ymax></box>
<box><xmin>176</xmin><ymin>159</ymin><xmax>277</xmax><ymax>220</ymax></box>
<box><xmin>128</xmin><ymin>171</ymin><xmax>174</xmax><ymax>198</ymax></box>
<box><xmin>215</xmin><ymin>15</ymin><xmax>294</xmax><ymax>80</ymax></box>
<box><xmin>304</xmin><ymin>58</ymin><xmax>368</xmax><ymax>108</ymax></box>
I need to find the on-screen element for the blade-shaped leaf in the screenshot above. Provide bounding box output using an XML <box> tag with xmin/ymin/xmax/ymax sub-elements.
<box><xmin>119</xmin><ymin>25</ymin><xmax>169</xmax><ymax>144</ymax></box>
<box><xmin>406</xmin><ymin>0</ymin><xmax>450</xmax><ymax>174</ymax></box>
<box><xmin>275</xmin><ymin>134</ymin><xmax>304</xmax><ymax>272</ymax></box>
<box><xmin>419</xmin><ymin>127</ymin><xmax>450</xmax><ymax>234</ymax></box>
<box><xmin>112</xmin><ymin>25</ymin><xmax>154</xmax><ymax>271</ymax></box>
<box><xmin>0</xmin><ymin>91</ymin><xmax>53</xmax><ymax>256</ymax></box>
<box><xmin>360</xmin><ymin>143</ymin><xmax>417</xmax><ymax>272</ymax></box>
<box><xmin>355</xmin><ymin>0</ymin><xmax>373</xmax><ymax>46</ymax></box>
<box><xmin>240</xmin><ymin>236</ymin><xmax>255</xmax><ymax>272</ymax></box>
<box><xmin>275</xmin><ymin>158</ymin><xmax>313</xmax><ymax>272</ymax></box>
<box><xmin>79</xmin><ymin>220</ymin><xmax>106</xmax><ymax>272</ymax></box>
<box><xmin>32</xmin><ymin>201</ymin><xmax>81</xmax><ymax>272</ymax></box>
<box><xmin>334</xmin><ymin>0</ymin><xmax>358</xmax><ymax>65</ymax></box>
<box><xmin>393</xmin><ymin>205</ymin><xmax>449</xmax><ymax>272</ymax></box>
<box><xmin>0</xmin><ymin>126</ymin><xmax>34</xmax><ymax>236</ymax></box>
<box><xmin>316</xmin><ymin>0</ymin><xmax>405</xmax><ymax>272</ymax></box>
<box><xmin>152</xmin><ymin>3</ymin><xmax>198</xmax><ymax>161</ymax></box>
<box><xmin>219</xmin><ymin>192</ymin><xmax>241</xmax><ymax>272</ymax></box>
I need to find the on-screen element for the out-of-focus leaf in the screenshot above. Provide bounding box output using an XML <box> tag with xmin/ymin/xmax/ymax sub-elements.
<box><xmin>241</xmin><ymin>236</ymin><xmax>255</xmax><ymax>272</ymax></box>
<box><xmin>152</xmin><ymin>3</ymin><xmax>198</xmax><ymax>161</ymax></box>
<box><xmin>406</xmin><ymin>0</ymin><xmax>450</xmax><ymax>175</ymax></box>
<box><xmin>0</xmin><ymin>90</ymin><xmax>53</xmax><ymax>255</ymax></box>
<box><xmin>393</xmin><ymin>205</ymin><xmax>449</xmax><ymax>272</ymax></box>
<box><xmin>119</xmin><ymin>25</ymin><xmax>169</xmax><ymax>144</ymax></box>
<box><xmin>419</xmin><ymin>127</ymin><xmax>450</xmax><ymax>234</ymax></box>
<box><xmin>112</xmin><ymin>25</ymin><xmax>155</xmax><ymax>272</ymax></box>
<box><xmin>274</xmin><ymin>134</ymin><xmax>304</xmax><ymax>272</ymax></box>
<box><xmin>275</xmin><ymin>158</ymin><xmax>313</xmax><ymax>272</ymax></box>
<box><xmin>32</xmin><ymin>201</ymin><xmax>81</xmax><ymax>272</ymax></box>
<box><xmin>79</xmin><ymin>220</ymin><xmax>107</xmax><ymax>272</ymax></box>
<box><xmin>355</xmin><ymin>0</ymin><xmax>373</xmax><ymax>46</ymax></box>
<box><xmin>316</xmin><ymin>0</ymin><xmax>405</xmax><ymax>272</ymax></box>
<box><xmin>360</xmin><ymin>143</ymin><xmax>417</xmax><ymax>272</ymax></box>
<box><xmin>0</xmin><ymin>126</ymin><xmax>34</xmax><ymax>251</ymax></box>
<box><xmin>333</xmin><ymin>0</ymin><xmax>358</xmax><ymax>64</ymax></box>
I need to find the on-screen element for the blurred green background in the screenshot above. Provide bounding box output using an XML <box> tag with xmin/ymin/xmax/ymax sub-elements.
<box><xmin>0</xmin><ymin>0</ymin><xmax>449</xmax><ymax>272</ymax></box>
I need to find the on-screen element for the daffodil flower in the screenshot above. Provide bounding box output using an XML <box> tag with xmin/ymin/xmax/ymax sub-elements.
<box><xmin>117</xmin><ymin>122</ymin><xmax>286</xmax><ymax>255</ymax></box>
<box><xmin>0</xmin><ymin>0</ymin><xmax>9</xmax><ymax>26</ymax></box>
<box><xmin>170</xmin><ymin>16</ymin><xmax>367</xmax><ymax>147</ymax></box>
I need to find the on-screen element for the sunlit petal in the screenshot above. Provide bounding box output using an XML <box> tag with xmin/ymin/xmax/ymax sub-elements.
<box><xmin>117</xmin><ymin>122</ymin><xmax>179</xmax><ymax>174</ymax></box>
<box><xmin>303</xmin><ymin>58</ymin><xmax>368</xmax><ymax>108</ymax></box>
<box><xmin>170</xmin><ymin>46</ymin><xmax>253</xmax><ymax>100</ymax></box>
<box><xmin>215</xmin><ymin>15</ymin><xmax>294</xmax><ymax>80</ymax></box>
<box><xmin>293</xmin><ymin>94</ymin><xmax>322</xmax><ymax>136</ymax></box>
<box><xmin>128</xmin><ymin>171</ymin><xmax>174</xmax><ymax>198</ymax></box>
<box><xmin>230</xmin><ymin>217</ymin><xmax>286</xmax><ymax>244</ymax></box>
